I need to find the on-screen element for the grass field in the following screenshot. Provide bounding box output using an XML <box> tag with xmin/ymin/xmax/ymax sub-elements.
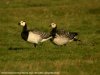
<box><xmin>0</xmin><ymin>0</ymin><xmax>100</xmax><ymax>75</ymax></box>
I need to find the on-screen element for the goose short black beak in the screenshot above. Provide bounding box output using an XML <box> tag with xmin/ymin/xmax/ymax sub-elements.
<box><xmin>49</xmin><ymin>25</ymin><xmax>51</xmax><ymax>27</ymax></box>
<box><xmin>18</xmin><ymin>23</ymin><xmax>20</xmax><ymax>25</ymax></box>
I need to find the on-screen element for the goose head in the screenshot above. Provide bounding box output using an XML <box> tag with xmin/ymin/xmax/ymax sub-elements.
<box><xmin>18</xmin><ymin>21</ymin><xmax>26</xmax><ymax>27</ymax></box>
<box><xmin>50</xmin><ymin>23</ymin><xmax>57</xmax><ymax>28</ymax></box>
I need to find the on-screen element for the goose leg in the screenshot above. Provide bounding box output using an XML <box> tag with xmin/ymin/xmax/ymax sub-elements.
<box><xmin>64</xmin><ymin>44</ymin><xmax>67</xmax><ymax>46</ymax></box>
<box><xmin>34</xmin><ymin>43</ymin><xmax>37</xmax><ymax>47</ymax></box>
<box><xmin>73</xmin><ymin>38</ymin><xmax>81</xmax><ymax>41</ymax></box>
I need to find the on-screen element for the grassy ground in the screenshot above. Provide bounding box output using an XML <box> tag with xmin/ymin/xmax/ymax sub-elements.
<box><xmin>0</xmin><ymin>0</ymin><xmax>100</xmax><ymax>75</ymax></box>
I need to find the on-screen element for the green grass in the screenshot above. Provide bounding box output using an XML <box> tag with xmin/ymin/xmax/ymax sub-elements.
<box><xmin>0</xmin><ymin>0</ymin><xmax>100</xmax><ymax>75</ymax></box>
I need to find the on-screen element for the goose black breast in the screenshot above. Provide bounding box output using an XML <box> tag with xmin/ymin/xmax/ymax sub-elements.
<box><xmin>21</xmin><ymin>31</ymin><xmax>29</xmax><ymax>41</ymax></box>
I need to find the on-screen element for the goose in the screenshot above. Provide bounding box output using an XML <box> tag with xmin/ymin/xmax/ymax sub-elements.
<box><xmin>18</xmin><ymin>21</ymin><xmax>52</xmax><ymax>47</ymax></box>
<box><xmin>49</xmin><ymin>23</ymin><xmax>80</xmax><ymax>45</ymax></box>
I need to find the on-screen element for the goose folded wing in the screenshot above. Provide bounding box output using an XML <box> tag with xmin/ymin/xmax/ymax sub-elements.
<box><xmin>31</xmin><ymin>30</ymin><xmax>51</xmax><ymax>39</ymax></box>
<box><xmin>65</xmin><ymin>32</ymin><xmax>78</xmax><ymax>39</ymax></box>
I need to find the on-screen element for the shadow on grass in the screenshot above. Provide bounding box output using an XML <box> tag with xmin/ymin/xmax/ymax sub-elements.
<box><xmin>8</xmin><ymin>47</ymin><xmax>32</xmax><ymax>50</ymax></box>
<box><xmin>88</xmin><ymin>8</ymin><xmax>100</xmax><ymax>14</ymax></box>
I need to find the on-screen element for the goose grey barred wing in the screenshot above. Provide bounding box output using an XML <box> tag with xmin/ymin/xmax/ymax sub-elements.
<box><xmin>31</xmin><ymin>30</ymin><xmax>51</xmax><ymax>39</ymax></box>
<box><xmin>56</xmin><ymin>29</ymin><xmax>69</xmax><ymax>36</ymax></box>
<box><xmin>40</xmin><ymin>32</ymin><xmax>52</xmax><ymax>42</ymax></box>
<box><xmin>40</xmin><ymin>32</ymin><xmax>51</xmax><ymax>39</ymax></box>
<box><xmin>65</xmin><ymin>32</ymin><xmax>78</xmax><ymax>39</ymax></box>
<box><xmin>55</xmin><ymin>29</ymin><xmax>78</xmax><ymax>38</ymax></box>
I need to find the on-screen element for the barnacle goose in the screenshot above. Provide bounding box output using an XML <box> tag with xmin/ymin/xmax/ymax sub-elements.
<box><xmin>18</xmin><ymin>21</ymin><xmax>52</xmax><ymax>47</ymax></box>
<box><xmin>49</xmin><ymin>23</ymin><xmax>80</xmax><ymax>45</ymax></box>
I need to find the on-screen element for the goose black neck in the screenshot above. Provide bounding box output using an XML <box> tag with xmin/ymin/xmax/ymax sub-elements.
<box><xmin>21</xmin><ymin>24</ymin><xmax>28</xmax><ymax>41</ymax></box>
<box><xmin>22</xmin><ymin>24</ymin><xmax>27</xmax><ymax>32</ymax></box>
<box><xmin>50</xmin><ymin>27</ymin><xmax>57</xmax><ymax>38</ymax></box>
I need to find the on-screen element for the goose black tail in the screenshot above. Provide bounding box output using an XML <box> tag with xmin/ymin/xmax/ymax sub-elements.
<box><xmin>73</xmin><ymin>38</ymin><xmax>81</xmax><ymax>41</ymax></box>
<box><xmin>68</xmin><ymin>32</ymin><xmax>78</xmax><ymax>39</ymax></box>
<box><xmin>72</xmin><ymin>32</ymin><xmax>78</xmax><ymax>36</ymax></box>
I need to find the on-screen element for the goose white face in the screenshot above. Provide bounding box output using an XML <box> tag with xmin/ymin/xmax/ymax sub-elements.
<box><xmin>51</xmin><ymin>23</ymin><xmax>57</xmax><ymax>28</ymax></box>
<box><xmin>19</xmin><ymin>21</ymin><xmax>26</xmax><ymax>26</ymax></box>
